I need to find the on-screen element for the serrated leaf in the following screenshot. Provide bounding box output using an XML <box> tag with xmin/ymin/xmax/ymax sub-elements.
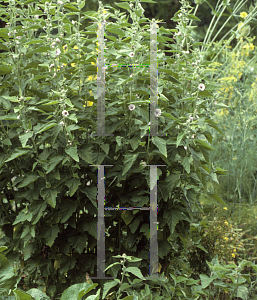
<box><xmin>65</xmin><ymin>145</ymin><xmax>79</xmax><ymax>162</ymax></box>
<box><xmin>78</xmin><ymin>146</ymin><xmax>94</xmax><ymax>164</ymax></box>
<box><xmin>65</xmin><ymin>98</ymin><xmax>74</xmax><ymax>107</ymax></box>
<box><xmin>125</xmin><ymin>267</ymin><xmax>144</xmax><ymax>279</ymax></box>
<box><xmin>24</xmin><ymin>288</ymin><xmax>51</xmax><ymax>300</ymax></box>
<box><xmin>23</xmin><ymin>243</ymin><xmax>36</xmax><ymax>261</ymax></box>
<box><xmin>41</xmin><ymin>224</ymin><xmax>60</xmax><ymax>247</ymax></box>
<box><xmin>36</xmin><ymin>122</ymin><xmax>58</xmax><ymax>134</ymax></box>
<box><xmin>19</xmin><ymin>131</ymin><xmax>33</xmax><ymax>148</ymax></box>
<box><xmin>152</xmin><ymin>136</ymin><xmax>167</xmax><ymax>157</ymax></box>
<box><xmin>60</xmin><ymin>282</ymin><xmax>98</xmax><ymax>300</ymax></box>
<box><xmin>181</xmin><ymin>156</ymin><xmax>192</xmax><ymax>174</ymax></box>
<box><xmin>30</xmin><ymin>201</ymin><xmax>47</xmax><ymax>225</ymax></box>
<box><xmin>121</xmin><ymin>210</ymin><xmax>134</xmax><ymax>225</ymax></box>
<box><xmin>100</xmin><ymin>144</ymin><xmax>109</xmax><ymax>155</ymax></box>
<box><xmin>187</xmin><ymin>14</ymin><xmax>201</xmax><ymax>21</ymax></box>
<box><xmin>4</xmin><ymin>148</ymin><xmax>30</xmax><ymax>163</ymax></box>
<box><xmin>63</xmin><ymin>3</ymin><xmax>80</xmax><ymax>12</ymax></box>
<box><xmin>45</xmin><ymin>155</ymin><xmax>64</xmax><ymax>174</ymax></box>
<box><xmin>200</xmin><ymin>274</ymin><xmax>214</xmax><ymax>289</ymax></box>
<box><xmin>164</xmin><ymin>209</ymin><xmax>185</xmax><ymax>234</ymax></box>
<box><xmin>102</xmin><ymin>280</ymin><xmax>119</xmax><ymax>299</ymax></box>
<box><xmin>65</xmin><ymin>178</ymin><xmax>81</xmax><ymax>197</ymax></box>
<box><xmin>202</xmin><ymin>131</ymin><xmax>212</xmax><ymax>144</ymax></box>
<box><xmin>195</xmin><ymin>139</ymin><xmax>214</xmax><ymax>150</ymax></box>
<box><xmin>122</xmin><ymin>153</ymin><xmax>139</xmax><ymax>176</ymax></box>
<box><xmin>59</xmin><ymin>199</ymin><xmax>78</xmax><ymax>223</ymax></box>
<box><xmin>114</xmin><ymin>2</ymin><xmax>131</xmax><ymax>10</ymax></box>
<box><xmin>176</xmin><ymin>132</ymin><xmax>185</xmax><ymax>148</ymax></box>
<box><xmin>162</xmin><ymin>112</ymin><xmax>180</xmax><ymax>122</ymax></box>
<box><xmin>40</xmin><ymin>188</ymin><xmax>58</xmax><ymax>208</ymax></box>
<box><xmin>69</xmin><ymin>235</ymin><xmax>88</xmax><ymax>254</ymax></box>
<box><xmin>106</xmin><ymin>27</ymin><xmax>125</xmax><ymax>37</ymax></box>
<box><xmin>17</xmin><ymin>173</ymin><xmax>40</xmax><ymax>188</ymax></box>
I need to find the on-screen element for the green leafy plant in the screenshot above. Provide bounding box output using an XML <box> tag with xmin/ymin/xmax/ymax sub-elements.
<box><xmin>0</xmin><ymin>0</ymin><xmax>225</xmax><ymax>297</ymax></box>
<box><xmin>3</xmin><ymin>0</ymin><xmax>257</xmax><ymax>299</ymax></box>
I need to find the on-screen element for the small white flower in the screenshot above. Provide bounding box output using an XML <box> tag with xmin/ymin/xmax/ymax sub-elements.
<box><xmin>55</xmin><ymin>48</ymin><xmax>61</xmax><ymax>56</ymax></box>
<box><xmin>16</xmin><ymin>36</ymin><xmax>21</xmax><ymax>39</ymax></box>
<box><xmin>56</xmin><ymin>38</ymin><xmax>60</xmax><ymax>43</ymax></box>
<box><xmin>251</xmin><ymin>67</ymin><xmax>254</xmax><ymax>72</ymax></box>
<box><xmin>155</xmin><ymin>109</ymin><xmax>161</xmax><ymax>117</ymax></box>
<box><xmin>129</xmin><ymin>52</ymin><xmax>134</xmax><ymax>58</ymax></box>
<box><xmin>8</xmin><ymin>32</ymin><xmax>11</xmax><ymax>37</ymax></box>
<box><xmin>52</xmin><ymin>42</ymin><xmax>56</xmax><ymax>46</ymax></box>
<box><xmin>35</xmin><ymin>15</ymin><xmax>39</xmax><ymax>19</ymax></box>
<box><xmin>60</xmin><ymin>121</ymin><xmax>64</xmax><ymax>126</ymax></box>
<box><xmin>57</xmin><ymin>1</ymin><xmax>63</xmax><ymax>5</ymax></box>
<box><xmin>26</xmin><ymin>130</ymin><xmax>29</xmax><ymax>133</ymax></box>
<box><xmin>50</xmin><ymin>63</ymin><xmax>54</xmax><ymax>68</ymax></box>
<box><xmin>198</xmin><ymin>83</ymin><xmax>205</xmax><ymax>91</ymax></box>
<box><xmin>184</xmin><ymin>146</ymin><xmax>187</xmax><ymax>150</ymax></box>
<box><xmin>14</xmin><ymin>30</ymin><xmax>17</xmax><ymax>34</ymax></box>
<box><xmin>62</xmin><ymin>110</ymin><xmax>69</xmax><ymax>117</ymax></box>
<box><xmin>128</xmin><ymin>104</ymin><xmax>135</xmax><ymax>111</ymax></box>
<box><xmin>54</xmin><ymin>73</ymin><xmax>57</xmax><ymax>76</ymax></box>
<box><xmin>72</xmin><ymin>20</ymin><xmax>75</xmax><ymax>25</ymax></box>
<box><xmin>148</xmin><ymin>122</ymin><xmax>151</xmax><ymax>126</ymax></box>
<box><xmin>17</xmin><ymin>115</ymin><xmax>20</xmax><ymax>119</ymax></box>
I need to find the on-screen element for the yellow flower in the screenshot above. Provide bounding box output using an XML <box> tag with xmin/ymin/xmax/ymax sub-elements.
<box><xmin>238</xmin><ymin>22</ymin><xmax>244</xmax><ymax>30</ymax></box>
<box><xmin>240</xmin><ymin>12</ymin><xmax>248</xmax><ymax>19</ymax></box>
<box><xmin>86</xmin><ymin>75</ymin><xmax>97</xmax><ymax>82</ymax></box>
<box><xmin>224</xmin><ymin>237</ymin><xmax>228</xmax><ymax>241</ymax></box>
<box><xmin>224</xmin><ymin>221</ymin><xmax>228</xmax><ymax>225</ymax></box>
<box><xmin>250</xmin><ymin>43</ymin><xmax>255</xmax><ymax>51</ymax></box>
<box><xmin>232</xmin><ymin>253</ymin><xmax>235</xmax><ymax>258</ymax></box>
<box><xmin>83</xmin><ymin>100</ymin><xmax>94</xmax><ymax>107</ymax></box>
<box><xmin>223</xmin><ymin>207</ymin><xmax>228</xmax><ymax>210</ymax></box>
<box><xmin>233</xmin><ymin>249</ymin><xmax>237</xmax><ymax>252</ymax></box>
